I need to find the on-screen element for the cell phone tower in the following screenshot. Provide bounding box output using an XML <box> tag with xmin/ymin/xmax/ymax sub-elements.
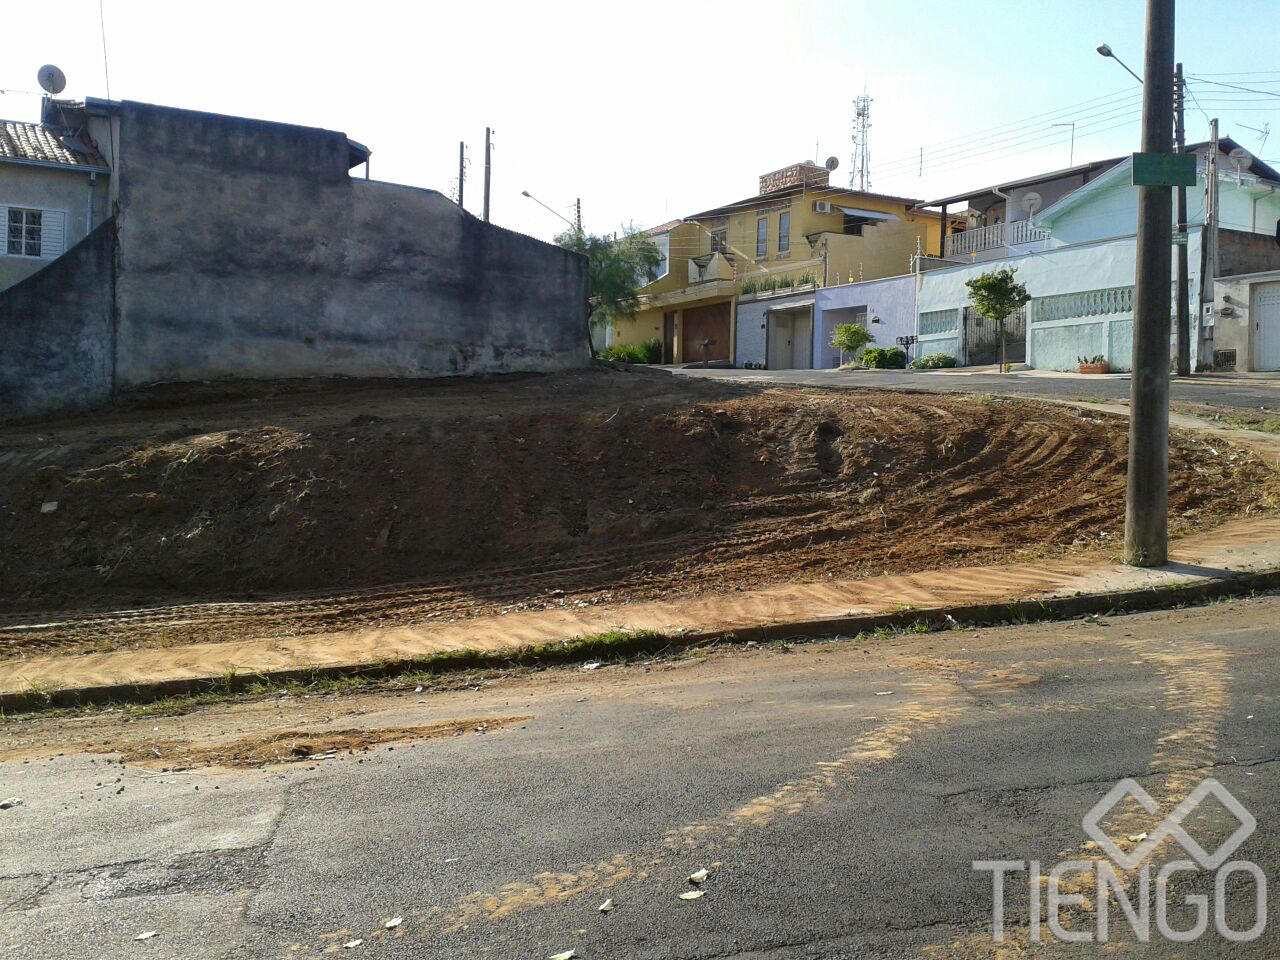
<box><xmin>851</xmin><ymin>94</ymin><xmax>872</xmax><ymax>191</ymax></box>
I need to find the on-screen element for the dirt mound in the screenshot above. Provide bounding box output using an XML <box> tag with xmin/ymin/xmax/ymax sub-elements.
<box><xmin>0</xmin><ymin>368</ymin><xmax>1274</xmax><ymax>653</ymax></box>
<box><xmin>106</xmin><ymin>716</ymin><xmax>529</xmax><ymax>769</ymax></box>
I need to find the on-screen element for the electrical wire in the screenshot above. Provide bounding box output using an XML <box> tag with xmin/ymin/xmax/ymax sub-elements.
<box><xmin>1188</xmin><ymin>76</ymin><xmax>1280</xmax><ymax>99</ymax></box>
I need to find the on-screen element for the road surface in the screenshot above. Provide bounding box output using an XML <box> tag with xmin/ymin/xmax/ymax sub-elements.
<box><xmin>673</xmin><ymin>366</ymin><xmax>1280</xmax><ymax>412</ymax></box>
<box><xmin>2</xmin><ymin>597</ymin><xmax>1277</xmax><ymax>957</ymax></box>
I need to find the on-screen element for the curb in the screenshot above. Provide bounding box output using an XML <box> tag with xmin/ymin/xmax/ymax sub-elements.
<box><xmin>5</xmin><ymin>565</ymin><xmax>1279</xmax><ymax>713</ymax></box>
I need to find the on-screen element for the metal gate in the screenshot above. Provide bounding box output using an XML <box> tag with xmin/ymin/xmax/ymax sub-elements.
<box><xmin>964</xmin><ymin>303</ymin><xmax>1027</xmax><ymax>367</ymax></box>
<box><xmin>1253</xmin><ymin>282</ymin><xmax>1280</xmax><ymax>371</ymax></box>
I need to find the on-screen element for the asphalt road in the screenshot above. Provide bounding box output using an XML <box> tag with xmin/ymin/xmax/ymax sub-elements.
<box><xmin>2</xmin><ymin>597</ymin><xmax>1278</xmax><ymax>958</ymax></box>
<box><xmin>673</xmin><ymin>366</ymin><xmax>1280</xmax><ymax>411</ymax></box>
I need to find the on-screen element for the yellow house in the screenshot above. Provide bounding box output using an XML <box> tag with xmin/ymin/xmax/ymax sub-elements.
<box><xmin>614</xmin><ymin>162</ymin><xmax>943</xmax><ymax>365</ymax></box>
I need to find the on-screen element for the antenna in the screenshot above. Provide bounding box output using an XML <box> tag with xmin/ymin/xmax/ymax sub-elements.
<box><xmin>37</xmin><ymin>64</ymin><xmax>66</xmax><ymax>97</ymax></box>
<box><xmin>824</xmin><ymin>156</ymin><xmax>840</xmax><ymax>173</ymax></box>
<box><xmin>850</xmin><ymin>94</ymin><xmax>872</xmax><ymax>191</ymax></box>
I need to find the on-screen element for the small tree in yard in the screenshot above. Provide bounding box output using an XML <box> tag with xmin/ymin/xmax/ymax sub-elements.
<box><xmin>555</xmin><ymin>228</ymin><xmax>663</xmax><ymax>354</ymax></box>
<box><xmin>830</xmin><ymin>322</ymin><xmax>876</xmax><ymax>365</ymax></box>
<box><xmin>965</xmin><ymin>267</ymin><xmax>1030</xmax><ymax>373</ymax></box>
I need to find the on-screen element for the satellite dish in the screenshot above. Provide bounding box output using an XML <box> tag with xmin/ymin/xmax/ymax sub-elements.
<box><xmin>824</xmin><ymin>156</ymin><xmax>840</xmax><ymax>172</ymax></box>
<box><xmin>37</xmin><ymin>64</ymin><xmax>66</xmax><ymax>96</ymax></box>
<box><xmin>1021</xmin><ymin>191</ymin><xmax>1043</xmax><ymax>215</ymax></box>
<box><xmin>1228</xmin><ymin>146</ymin><xmax>1252</xmax><ymax>166</ymax></box>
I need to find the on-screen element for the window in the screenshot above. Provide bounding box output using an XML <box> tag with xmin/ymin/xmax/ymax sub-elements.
<box><xmin>7</xmin><ymin>208</ymin><xmax>41</xmax><ymax>257</ymax></box>
<box><xmin>644</xmin><ymin>232</ymin><xmax>670</xmax><ymax>283</ymax></box>
<box><xmin>756</xmin><ymin>217</ymin><xmax>767</xmax><ymax>257</ymax></box>
<box><xmin>777</xmin><ymin>211</ymin><xmax>790</xmax><ymax>253</ymax></box>
<box><xmin>710</xmin><ymin>228</ymin><xmax>728</xmax><ymax>254</ymax></box>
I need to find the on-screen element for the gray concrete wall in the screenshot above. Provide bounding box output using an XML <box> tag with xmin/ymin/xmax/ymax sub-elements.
<box><xmin>0</xmin><ymin>219</ymin><xmax>115</xmax><ymax>418</ymax></box>
<box><xmin>111</xmin><ymin>101</ymin><xmax>588</xmax><ymax>388</ymax></box>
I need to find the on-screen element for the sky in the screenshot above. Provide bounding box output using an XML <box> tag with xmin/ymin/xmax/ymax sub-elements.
<box><xmin>5</xmin><ymin>1</ymin><xmax>1280</xmax><ymax>242</ymax></box>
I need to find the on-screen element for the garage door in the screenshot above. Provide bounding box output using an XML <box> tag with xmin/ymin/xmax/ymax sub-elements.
<box><xmin>1255</xmin><ymin>282</ymin><xmax>1280</xmax><ymax>371</ymax></box>
<box><xmin>681</xmin><ymin>303</ymin><xmax>731</xmax><ymax>363</ymax></box>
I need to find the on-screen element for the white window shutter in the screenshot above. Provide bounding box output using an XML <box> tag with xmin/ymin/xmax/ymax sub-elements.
<box><xmin>41</xmin><ymin>210</ymin><xmax>65</xmax><ymax>259</ymax></box>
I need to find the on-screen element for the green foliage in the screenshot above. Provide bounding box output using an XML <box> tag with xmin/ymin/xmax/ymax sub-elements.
<box><xmin>598</xmin><ymin>337</ymin><xmax>662</xmax><ymax>364</ymax></box>
<box><xmin>740</xmin><ymin>278</ymin><xmax>759</xmax><ymax>295</ymax></box>
<box><xmin>965</xmin><ymin>267</ymin><xmax>1030</xmax><ymax>327</ymax></box>
<box><xmin>862</xmin><ymin>346</ymin><xmax>908</xmax><ymax>369</ymax></box>
<box><xmin>911</xmin><ymin>352</ymin><xmax>958</xmax><ymax>369</ymax></box>
<box><xmin>795</xmin><ymin>271</ymin><xmax>817</xmax><ymax>286</ymax></box>
<box><xmin>1077</xmin><ymin>354</ymin><xmax>1106</xmax><ymax>365</ymax></box>
<box><xmin>830</xmin><ymin>322</ymin><xmax>876</xmax><ymax>356</ymax></box>
<box><xmin>555</xmin><ymin>228</ymin><xmax>663</xmax><ymax>330</ymax></box>
<box><xmin>777</xmin><ymin>274</ymin><xmax>794</xmax><ymax>289</ymax></box>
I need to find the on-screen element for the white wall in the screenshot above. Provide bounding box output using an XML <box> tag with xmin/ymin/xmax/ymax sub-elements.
<box><xmin>814</xmin><ymin>273</ymin><xmax>917</xmax><ymax>367</ymax></box>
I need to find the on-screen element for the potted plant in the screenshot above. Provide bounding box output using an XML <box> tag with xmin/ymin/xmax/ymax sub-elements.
<box><xmin>1077</xmin><ymin>354</ymin><xmax>1111</xmax><ymax>374</ymax></box>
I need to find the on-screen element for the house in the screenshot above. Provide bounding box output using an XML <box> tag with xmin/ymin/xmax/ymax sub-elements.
<box><xmin>913</xmin><ymin>140</ymin><xmax>1280</xmax><ymax>371</ymax></box>
<box><xmin>614</xmin><ymin>162</ymin><xmax>944</xmax><ymax>367</ymax></box>
<box><xmin>1</xmin><ymin>103</ymin><xmax>112</xmax><ymax>291</ymax></box>
<box><xmin>0</xmin><ymin>97</ymin><xmax>589</xmax><ymax>420</ymax></box>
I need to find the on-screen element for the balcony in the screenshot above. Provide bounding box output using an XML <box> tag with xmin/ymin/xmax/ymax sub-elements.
<box><xmin>944</xmin><ymin>220</ymin><xmax>1050</xmax><ymax>260</ymax></box>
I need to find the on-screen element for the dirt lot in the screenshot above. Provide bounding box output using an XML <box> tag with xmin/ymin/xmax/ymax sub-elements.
<box><xmin>0</xmin><ymin>366</ymin><xmax>1274</xmax><ymax>656</ymax></box>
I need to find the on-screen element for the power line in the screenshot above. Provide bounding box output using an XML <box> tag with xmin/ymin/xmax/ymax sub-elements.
<box><xmin>870</xmin><ymin>82</ymin><xmax>1141</xmax><ymax>167</ymax></box>
<box><xmin>1188</xmin><ymin>76</ymin><xmax>1280</xmax><ymax>99</ymax></box>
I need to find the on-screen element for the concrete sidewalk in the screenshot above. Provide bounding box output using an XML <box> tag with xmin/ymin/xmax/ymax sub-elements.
<box><xmin>4</xmin><ymin>515</ymin><xmax>1280</xmax><ymax>708</ymax></box>
<box><xmin>4</xmin><ymin>403</ymin><xmax>1280</xmax><ymax>708</ymax></box>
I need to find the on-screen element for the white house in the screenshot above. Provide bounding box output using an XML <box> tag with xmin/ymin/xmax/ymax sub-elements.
<box><xmin>914</xmin><ymin>139</ymin><xmax>1280</xmax><ymax>372</ymax></box>
<box><xmin>0</xmin><ymin>101</ymin><xmax>112</xmax><ymax>291</ymax></box>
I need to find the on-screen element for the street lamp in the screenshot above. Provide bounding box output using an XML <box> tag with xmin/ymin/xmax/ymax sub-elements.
<box><xmin>1096</xmin><ymin>43</ymin><xmax>1143</xmax><ymax>85</ymax></box>
<box><xmin>521</xmin><ymin>189</ymin><xmax>580</xmax><ymax>235</ymax></box>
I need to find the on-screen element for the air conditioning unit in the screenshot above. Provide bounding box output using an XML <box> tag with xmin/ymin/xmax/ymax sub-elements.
<box><xmin>813</xmin><ymin>200</ymin><xmax>832</xmax><ymax>214</ymax></box>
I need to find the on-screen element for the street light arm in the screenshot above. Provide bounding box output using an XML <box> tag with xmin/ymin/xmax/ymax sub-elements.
<box><xmin>521</xmin><ymin>190</ymin><xmax>578</xmax><ymax>232</ymax></box>
<box><xmin>1097</xmin><ymin>43</ymin><xmax>1144</xmax><ymax>85</ymax></box>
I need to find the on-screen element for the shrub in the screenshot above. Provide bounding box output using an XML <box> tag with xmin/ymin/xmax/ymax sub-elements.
<box><xmin>795</xmin><ymin>271</ymin><xmax>817</xmax><ymax>286</ymax></box>
<box><xmin>911</xmin><ymin>352</ymin><xmax>957</xmax><ymax>369</ymax></box>
<box><xmin>862</xmin><ymin>346</ymin><xmax>907</xmax><ymax>369</ymax></box>
<box><xmin>741</xmin><ymin>278</ymin><xmax>759</xmax><ymax>295</ymax></box>
<box><xmin>830</xmin><ymin>322</ymin><xmax>875</xmax><ymax>356</ymax></box>
<box><xmin>639</xmin><ymin>337</ymin><xmax>662</xmax><ymax>364</ymax></box>
<box><xmin>598</xmin><ymin>338</ymin><xmax>664</xmax><ymax>364</ymax></box>
<box><xmin>777</xmin><ymin>275</ymin><xmax>794</xmax><ymax>289</ymax></box>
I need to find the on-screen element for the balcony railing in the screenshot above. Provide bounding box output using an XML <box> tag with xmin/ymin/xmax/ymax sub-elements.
<box><xmin>945</xmin><ymin>220</ymin><xmax>1049</xmax><ymax>258</ymax></box>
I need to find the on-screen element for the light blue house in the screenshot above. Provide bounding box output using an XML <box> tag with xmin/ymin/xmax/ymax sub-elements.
<box><xmin>814</xmin><ymin>273</ymin><xmax>918</xmax><ymax>367</ymax></box>
<box><xmin>914</xmin><ymin>140</ymin><xmax>1280</xmax><ymax>371</ymax></box>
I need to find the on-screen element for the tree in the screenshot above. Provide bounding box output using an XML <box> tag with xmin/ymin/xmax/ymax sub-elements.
<box><xmin>555</xmin><ymin>228</ymin><xmax>663</xmax><ymax>344</ymax></box>
<box><xmin>965</xmin><ymin>267</ymin><xmax>1030</xmax><ymax>373</ymax></box>
<box><xmin>829</xmin><ymin>322</ymin><xmax>876</xmax><ymax>364</ymax></box>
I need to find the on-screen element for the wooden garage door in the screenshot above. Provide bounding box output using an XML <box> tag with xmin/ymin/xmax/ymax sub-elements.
<box><xmin>681</xmin><ymin>303</ymin><xmax>731</xmax><ymax>363</ymax></box>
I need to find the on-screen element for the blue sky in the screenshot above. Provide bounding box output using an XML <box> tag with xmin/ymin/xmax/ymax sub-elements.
<box><xmin>4</xmin><ymin>1</ymin><xmax>1279</xmax><ymax>241</ymax></box>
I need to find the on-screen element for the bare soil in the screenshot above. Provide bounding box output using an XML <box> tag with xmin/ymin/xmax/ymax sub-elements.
<box><xmin>1</xmin><ymin>366</ymin><xmax>1274</xmax><ymax>656</ymax></box>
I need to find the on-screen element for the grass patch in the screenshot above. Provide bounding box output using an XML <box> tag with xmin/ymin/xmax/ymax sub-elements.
<box><xmin>1176</xmin><ymin>405</ymin><xmax>1280</xmax><ymax>434</ymax></box>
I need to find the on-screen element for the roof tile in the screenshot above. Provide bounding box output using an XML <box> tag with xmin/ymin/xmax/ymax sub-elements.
<box><xmin>0</xmin><ymin>120</ymin><xmax>109</xmax><ymax>170</ymax></box>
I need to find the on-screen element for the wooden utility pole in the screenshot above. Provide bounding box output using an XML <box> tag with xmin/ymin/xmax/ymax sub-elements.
<box><xmin>1124</xmin><ymin>0</ymin><xmax>1175</xmax><ymax>567</ymax></box>
<box><xmin>457</xmin><ymin>141</ymin><xmax>466</xmax><ymax>209</ymax></box>
<box><xmin>483</xmin><ymin>127</ymin><xmax>492</xmax><ymax>223</ymax></box>
<box><xmin>1174</xmin><ymin>62</ymin><xmax>1191</xmax><ymax>376</ymax></box>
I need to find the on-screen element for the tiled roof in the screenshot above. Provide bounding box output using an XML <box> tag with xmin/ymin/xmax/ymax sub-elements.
<box><xmin>0</xmin><ymin>120</ymin><xmax>109</xmax><ymax>170</ymax></box>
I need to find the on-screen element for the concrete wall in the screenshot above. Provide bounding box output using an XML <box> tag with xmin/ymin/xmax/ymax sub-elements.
<box><xmin>815</xmin><ymin>273</ymin><xmax>917</xmax><ymax>368</ymax></box>
<box><xmin>108</xmin><ymin>102</ymin><xmax>588</xmax><ymax>389</ymax></box>
<box><xmin>916</xmin><ymin>233</ymin><xmax>1204</xmax><ymax>372</ymax></box>
<box><xmin>1220</xmin><ymin>228</ymin><xmax>1280</xmax><ymax>278</ymax></box>
<box><xmin>0</xmin><ymin>164</ymin><xmax>110</xmax><ymax>291</ymax></box>
<box><xmin>0</xmin><ymin>220</ymin><xmax>115</xmax><ymax>418</ymax></box>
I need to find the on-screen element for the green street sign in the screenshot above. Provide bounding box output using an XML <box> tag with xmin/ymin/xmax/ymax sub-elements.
<box><xmin>1131</xmin><ymin>152</ymin><xmax>1197</xmax><ymax>187</ymax></box>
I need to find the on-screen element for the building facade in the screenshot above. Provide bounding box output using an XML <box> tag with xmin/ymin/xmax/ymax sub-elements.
<box><xmin>616</xmin><ymin>162</ymin><xmax>942</xmax><ymax>367</ymax></box>
<box><xmin>1</xmin><ymin>105</ymin><xmax>111</xmax><ymax>291</ymax></box>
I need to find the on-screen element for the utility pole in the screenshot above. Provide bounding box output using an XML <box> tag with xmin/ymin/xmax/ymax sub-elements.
<box><xmin>1174</xmin><ymin>63</ymin><xmax>1191</xmax><ymax>376</ymax></box>
<box><xmin>457</xmin><ymin>141</ymin><xmax>466</xmax><ymax>210</ymax></box>
<box><xmin>1124</xmin><ymin>0</ymin><xmax>1175</xmax><ymax>568</ymax></box>
<box><xmin>483</xmin><ymin>127</ymin><xmax>492</xmax><ymax>223</ymax></box>
<box><xmin>575</xmin><ymin>198</ymin><xmax>582</xmax><ymax>236</ymax></box>
<box><xmin>1199</xmin><ymin>118</ymin><xmax>1220</xmax><ymax>371</ymax></box>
